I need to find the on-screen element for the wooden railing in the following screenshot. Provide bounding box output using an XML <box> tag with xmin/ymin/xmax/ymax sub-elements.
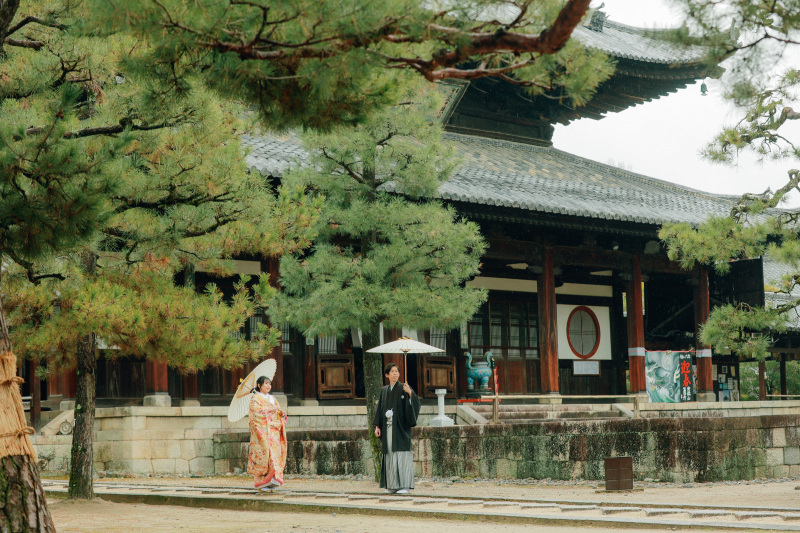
<box><xmin>480</xmin><ymin>393</ymin><xmax>643</xmax><ymax>423</ymax></box>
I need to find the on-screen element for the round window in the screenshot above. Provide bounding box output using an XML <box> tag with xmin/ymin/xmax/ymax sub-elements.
<box><xmin>567</xmin><ymin>306</ymin><xmax>600</xmax><ymax>359</ymax></box>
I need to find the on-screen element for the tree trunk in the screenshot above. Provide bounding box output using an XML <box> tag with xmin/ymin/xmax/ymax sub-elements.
<box><xmin>0</xmin><ymin>274</ymin><xmax>55</xmax><ymax>531</ymax></box>
<box><xmin>362</xmin><ymin>323</ymin><xmax>383</xmax><ymax>481</ymax></box>
<box><xmin>0</xmin><ymin>455</ymin><xmax>55</xmax><ymax>532</ymax></box>
<box><xmin>68</xmin><ymin>253</ymin><xmax>97</xmax><ymax>499</ymax></box>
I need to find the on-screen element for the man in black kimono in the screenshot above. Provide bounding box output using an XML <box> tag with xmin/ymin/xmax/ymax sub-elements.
<box><xmin>373</xmin><ymin>363</ymin><xmax>420</xmax><ymax>494</ymax></box>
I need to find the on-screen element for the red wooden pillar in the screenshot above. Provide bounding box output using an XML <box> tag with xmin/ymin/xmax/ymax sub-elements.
<box><xmin>48</xmin><ymin>373</ymin><xmax>63</xmax><ymax>399</ymax></box>
<box><xmin>626</xmin><ymin>256</ymin><xmax>646</xmax><ymax>394</ymax></box>
<box><xmin>144</xmin><ymin>360</ymin><xmax>170</xmax><ymax>406</ymax></box>
<box><xmin>64</xmin><ymin>371</ymin><xmax>77</xmax><ymax>399</ymax></box>
<box><xmin>181</xmin><ymin>373</ymin><xmax>200</xmax><ymax>406</ymax></box>
<box><xmin>267</xmin><ymin>257</ymin><xmax>284</xmax><ymax>392</ymax></box>
<box><xmin>693</xmin><ymin>267</ymin><xmax>714</xmax><ymax>400</ymax></box>
<box><xmin>537</xmin><ymin>247</ymin><xmax>559</xmax><ymax>395</ymax></box>
<box><xmin>759</xmin><ymin>360</ymin><xmax>767</xmax><ymax>401</ymax></box>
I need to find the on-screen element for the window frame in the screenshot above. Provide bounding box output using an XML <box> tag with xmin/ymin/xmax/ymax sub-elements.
<box><xmin>566</xmin><ymin>305</ymin><xmax>601</xmax><ymax>360</ymax></box>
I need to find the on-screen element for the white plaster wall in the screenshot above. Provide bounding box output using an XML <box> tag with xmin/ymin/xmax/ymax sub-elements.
<box><xmin>556</xmin><ymin>304</ymin><xmax>612</xmax><ymax>360</ymax></box>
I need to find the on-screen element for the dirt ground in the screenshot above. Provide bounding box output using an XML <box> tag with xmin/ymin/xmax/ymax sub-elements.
<box><xmin>48</xmin><ymin>498</ymin><xmax>723</xmax><ymax>533</ymax></box>
<box><xmin>83</xmin><ymin>475</ymin><xmax>800</xmax><ymax>508</ymax></box>
<box><xmin>45</xmin><ymin>476</ymin><xmax>800</xmax><ymax>532</ymax></box>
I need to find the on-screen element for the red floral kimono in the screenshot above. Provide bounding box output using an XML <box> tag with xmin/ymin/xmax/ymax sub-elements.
<box><xmin>248</xmin><ymin>393</ymin><xmax>287</xmax><ymax>489</ymax></box>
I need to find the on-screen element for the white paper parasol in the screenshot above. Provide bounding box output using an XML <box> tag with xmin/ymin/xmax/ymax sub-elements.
<box><xmin>366</xmin><ymin>337</ymin><xmax>444</xmax><ymax>380</ymax></box>
<box><xmin>227</xmin><ymin>358</ymin><xmax>277</xmax><ymax>422</ymax></box>
<box><xmin>366</xmin><ymin>337</ymin><xmax>445</xmax><ymax>355</ymax></box>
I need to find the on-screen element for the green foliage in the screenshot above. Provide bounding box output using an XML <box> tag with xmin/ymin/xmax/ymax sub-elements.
<box><xmin>0</xmin><ymin>0</ymin><xmax>321</xmax><ymax>370</ymax></box>
<box><xmin>739</xmin><ymin>360</ymin><xmax>800</xmax><ymax>400</ymax></box>
<box><xmin>5</xmin><ymin>262</ymin><xmax>279</xmax><ymax>374</ymax></box>
<box><xmin>699</xmin><ymin>304</ymin><xmax>786</xmax><ymax>360</ymax></box>
<box><xmin>86</xmin><ymin>0</ymin><xmax>615</xmax><ymax>129</ymax></box>
<box><xmin>659</xmin><ymin>0</ymin><xmax>800</xmax><ymax>361</ymax></box>
<box><xmin>268</xmin><ymin>82</ymin><xmax>486</xmax><ymax>481</ymax></box>
<box><xmin>269</xmin><ymin>82</ymin><xmax>487</xmax><ymax>338</ymax></box>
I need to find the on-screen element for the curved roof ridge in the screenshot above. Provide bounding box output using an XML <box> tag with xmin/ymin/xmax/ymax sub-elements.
<box><xmin>443</xmin><ymin>131</ymin><xmax>729</xmax><ymax>202</ymax></box>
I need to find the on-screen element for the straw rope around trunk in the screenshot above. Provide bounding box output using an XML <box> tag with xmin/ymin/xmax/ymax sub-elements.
<box><xmin>0</xmin><ymin>351</ymin><xmax>36</xmax><ymax>460</ymax></box>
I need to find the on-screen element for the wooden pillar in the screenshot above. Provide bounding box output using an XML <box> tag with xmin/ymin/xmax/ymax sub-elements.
<box><xmin>780</xmin><ymin>355</ymin><xmax>787</xmax><ymax>400</ymax></box>
<box><xmin>693</xmin><ymin>267</ymin><xmax>714</xmax><ymax>400</ymax></box>
<box><xmin>181</xmin><ymin>373</ymin><xmax>200</xmax><ymax>406</ymax></box>
<box><xmin>48</xmin><ymin>373</ymin><xmax>63</xmax><ymax>399</ymax></box>
<box><xmin>267</xmin><ymin>257</ymin><xmax>284</xmax><ymax>392</ymax></box>
<box><xmin>759</xmin><ymin>360</ymin><xmax>767</xmax><ymax>401</ymax></box>
<box><xmin>144</xmin><ymin>360</ymin><xmax>170</xmax><ymax>406</ymax></box>
<box><xmin>537</xmin><ymin>247</ymin><xmax>559</xmax><ymax>395</ymax></box>
<box><xmin>626</xmin><ymin>256</ymin><xmax>646</xmax><ymax>394</ymax></box>
<box><xmin>26</xmin><ymin>360</ymin><xmax>41</xmax><ymax>431</ymax></box>
<box><xmin>64</xmin><ymin>371</ymin><xmax>77</xmax><ymax>399</ymax></box>
<box><xmin>303</xmin><ymin>342</ymin><xmax>316</xmax><ymax>399</ymax></box>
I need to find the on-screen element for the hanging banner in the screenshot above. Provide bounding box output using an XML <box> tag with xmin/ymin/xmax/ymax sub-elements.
<box><xmin>678</xmin><ymin>352</ymin><xmax>695</xmax><ymax>402</ymax></box>
<box><xmin>644</xmin><ymin>350</ymin><xmax>695</xmax><ymax>403</ymax></box>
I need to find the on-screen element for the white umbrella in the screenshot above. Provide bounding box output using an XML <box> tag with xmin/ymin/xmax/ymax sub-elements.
<box><xmin>366</xmin><ymin>337</ymin><xmax>444</xmax><ymax>380</ymax></box>
<box><xmin>227</xmin><ymin>358</ymin><xmax>277</xmax><ymax>422</ymax></box>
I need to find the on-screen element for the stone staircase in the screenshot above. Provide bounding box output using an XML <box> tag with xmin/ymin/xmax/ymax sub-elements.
<box><xmin>468</xmin><ymin>402</ymin><xmax>628</xmax><ymax>424</ymax></box>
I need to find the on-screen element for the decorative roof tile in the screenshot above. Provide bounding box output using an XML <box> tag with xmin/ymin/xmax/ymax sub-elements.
<box><xmin>573</xmin><ymin>21</ymin><xmax>705</xmax><ymax>65</ymax></box>
<box><xmin>242</xmin><ymin>132</ymin><xmax>735</xmax><ymax>227</ymax></box>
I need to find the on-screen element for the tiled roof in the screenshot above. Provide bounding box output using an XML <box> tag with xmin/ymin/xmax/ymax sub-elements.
<box><xmin>242</xmin><ymin>131</ymin><xmax>735</xmax><ymax>226</ymax></box>
<box><xmin>573</xmin><ymin>21</ymin><xmax>705</xmax><ymax>65</ymax></box>
<box><xmin>465</xmin><ymin>4</ymin><xmax>707</xmax><ymax>66</ymax></box>
<box><xmin>242</xmin><ymin>132</ymin><xmax>305</xmax><ymax>178</ymax></box>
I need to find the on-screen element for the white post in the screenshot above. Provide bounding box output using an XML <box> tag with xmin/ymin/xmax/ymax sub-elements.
<box><xmin>430</xmin><ymin>388</ymin><xmax>454</xmax><ymax>427</ymax></box>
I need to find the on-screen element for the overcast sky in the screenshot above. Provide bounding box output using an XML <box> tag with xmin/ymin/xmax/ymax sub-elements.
<box><xmin>555</xmin><ymin>0</ymin><xmax>800</xmax><ymax>207</ymax></box>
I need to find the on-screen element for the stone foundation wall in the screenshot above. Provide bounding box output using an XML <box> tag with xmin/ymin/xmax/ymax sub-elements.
<box><xmin>214</xmin><ymin>415</ymin><xmax>800</xmax><ymax>482</ymax></box>
<box><xmin>213</xmin><ymin>429</ymin><xmax>375</xmax><ymax>477</ymax></box>
<box><xmin>32</xmin><ymin>404</ymin><xmax>454</xmax><ymax>475</ymax></box>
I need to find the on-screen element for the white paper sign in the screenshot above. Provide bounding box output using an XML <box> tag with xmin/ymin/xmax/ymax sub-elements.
<box><xmin>573</xmin><ymin>360</ymin><xmax>601</xmax><ymax>376</ymax></box>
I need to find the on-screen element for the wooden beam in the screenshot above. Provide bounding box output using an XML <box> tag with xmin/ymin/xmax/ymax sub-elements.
<box><xmin>554</xmin><ymin>246</ymin><xmax>630</xmax><ymax>270</ymax></box>
<box><xmin>768</xmin><ymin>347</ymin><xmax>800</xmax><ymax>355</ymax></box>
<box><xmin>484</xmin><ymin>238</ymin><xmax>543</xmax><ymax>263</ymax></box>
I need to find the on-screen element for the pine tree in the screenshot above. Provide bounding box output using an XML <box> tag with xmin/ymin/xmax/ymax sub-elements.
<box><xmin>659</xmin><ymin>0</ymin><xmax>800</xmax><ymax>361</ymax></box>
<box><xmin>269</xmin><ymin>81</ymin><xmax>487</xmax><ymax>477</ymax></box>
<box><xmin>0</xmin><ymin>0</ymin><xmax>320</xmax><ymax>506</ymax></box>
<box><xmin>1</xmin><ymin>0</ymin><xmax>616</xmax><ymax>526</ymax></box>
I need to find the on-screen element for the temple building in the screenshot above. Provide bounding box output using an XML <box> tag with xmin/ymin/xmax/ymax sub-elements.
<box><xmin>30</xmin><ymin>11</ymin><xmax>789</xmax><ymax>414</ymax></box>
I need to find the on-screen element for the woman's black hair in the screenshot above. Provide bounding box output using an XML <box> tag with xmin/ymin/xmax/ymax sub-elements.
<box><xmin>383</xmin><ymin>363</ymin><xmax>399</xmax><ymax>376</ymax></box>
<box><xmin>251</xmin><ymin>375</ymin><xmax>271</xmax><ymax>394</ymax></box>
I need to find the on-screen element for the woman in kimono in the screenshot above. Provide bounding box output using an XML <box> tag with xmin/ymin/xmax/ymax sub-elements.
<box><xmin>373</xmin><ymin>363</ymin><xmax>420</xmax><ymax>494</ymax></box>
<box><xmin>248</xmin><ymin>376</ymin><xmax>287</xmax><ymax>491</ymax></box>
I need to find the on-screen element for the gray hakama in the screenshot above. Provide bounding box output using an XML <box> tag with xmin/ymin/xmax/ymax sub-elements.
<box><xmin>373</xmin><ymin>382</ymin><xmax>420</xmax><ymax>490</ymax></box>
<box><xmin>384</xmin><ymin>416</ymin><xmax>415</xmax><ymax>490</ymax></box>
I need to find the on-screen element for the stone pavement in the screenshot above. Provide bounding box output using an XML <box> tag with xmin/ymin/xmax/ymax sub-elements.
<box><xmin>43</xmin><ymin>475</ymin><xmax>800</xmax><ymax>531</ymax></box>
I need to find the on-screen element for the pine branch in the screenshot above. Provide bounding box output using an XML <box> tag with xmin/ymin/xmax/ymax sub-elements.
<box><xmin>321</xmin><ymin>147</ymin><xmax>365</xmax><ymax>184</ymax></box>
<box><xmin>3</xmin><ymin>36</ymin><xmax>43</xmax><ymax>49</ymax></box>
<box><xmin>19</xmin><ymin>118</ymin><xmax>184</xmax><ymax>141</ymax></box>
<box><xmin>192</xmin><ymin>0</ymin><xmax>590</xmax><ymax>83</ymax></box>
<box><xmin>5</xmin><ymin>14</ymin><xmax>67</xmax><ymax>36</ymax></box>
